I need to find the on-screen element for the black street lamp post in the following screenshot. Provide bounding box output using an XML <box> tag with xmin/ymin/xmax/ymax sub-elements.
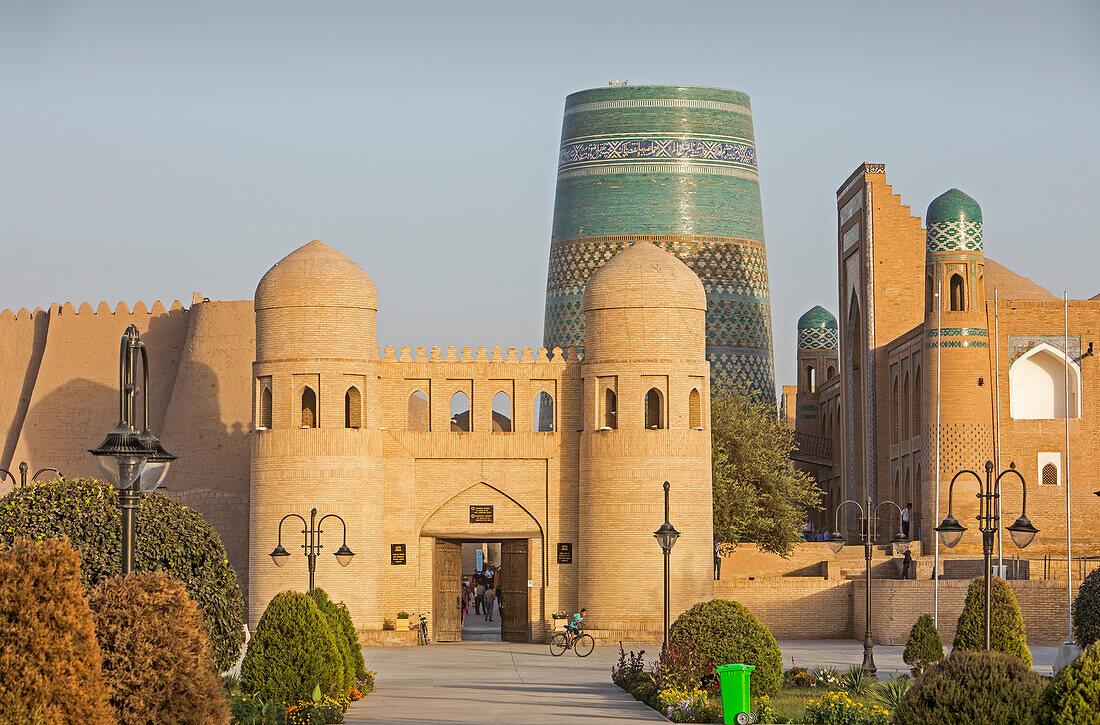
<box><xmin>653</xmin><ymin>480</ymin><xmax>680</xmax><ymax>647</ymax></box>
<box><xmin>0</xmin><ymin>461</ymin><xmax>63</xmax><ymax>489</ymax></box>
<box><xmin>270</xmin><ymin>507</ymin><xmax>355</xmax><ymax>590</ymax></box>
<box><xmin>935</xmin><ymin>460</ymin><xmax>1038</xmax><ymax>651</ymax></box>
<box><xmin>828</xmin><ymin>496</ymin><xmax>909</xmax><ymax>675</ymax></box>
<box><xmin>89</xmin><ymin>325</ymin><xmax>175</xmax><ymax>575</ymax></box>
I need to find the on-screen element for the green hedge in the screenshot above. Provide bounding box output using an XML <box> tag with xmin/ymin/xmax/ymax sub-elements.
<box><xmin>337</xmin><ymin>601</ymin><xmax>366</xmax><ymax>679</ymax></box>
<box><xmin>1035</xmin><ymin>641</ymin><xmax>1100</xmax><ymax>725</ymax></box>
<box><xmin>241</xmin><ymin>591</ymin><xmax>343</xmax><ymax>703</ymax></box>
<box><xmin>666</xmin><ymin>598</ymin><xmax>782</xmax><ymax>698</ymax></box>
<box><xmin>0</xmin><ymin>478</ymin><xmax>244</xmax><ymax>672</ymax></box>
<box><xmin>895</xmin><ymin>650</ymin><xmax>1043</xmax><ymax>725</ymax></box>
<box><xmin>952</xmin><ymin>576</ymin><xmax>1031</xmax><ymax>666</ymax></box>
<box><xmin>308</xmin><ymin>588</ymin><xmax>355</xmax><ymax>690</ymax></box>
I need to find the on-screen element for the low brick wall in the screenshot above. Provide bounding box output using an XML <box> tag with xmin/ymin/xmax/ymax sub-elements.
<box><xmin>852</xmin><ymin>580</ymin><xmax>1079</xmax><ymax>646</ymax></box>
<box><xmin>716</xmin><ymin>579</ymin><xmax>852</xmax><ymax>639</ymax></box>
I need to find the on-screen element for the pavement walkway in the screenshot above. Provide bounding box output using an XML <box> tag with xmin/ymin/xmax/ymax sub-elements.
<box><xmin>342</xmin><ymin>638</ymin><xmax>1063</xmax><ymax>724</ymax></box>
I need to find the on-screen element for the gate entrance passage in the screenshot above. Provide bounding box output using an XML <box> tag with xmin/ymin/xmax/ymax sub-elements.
<box><xmin>431</xmin><ymin>537</ymin><xmax>529</xmax><ymax>642</ymax></box>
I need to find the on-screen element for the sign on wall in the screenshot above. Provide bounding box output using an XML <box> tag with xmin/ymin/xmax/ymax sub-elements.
<box><xmin>390</xmin><ymin>543</ymin><xmax>406</xmax><ymax>565</ymax></box>
<box><xmin>557</xmin><ymin>542</ymin><xmax>572</xmax><ymax>564</ymax></box>
<box><xmin>469</xmin><ymin>505</ymin><xmax>494</xmax><ymax>523</ymax></box>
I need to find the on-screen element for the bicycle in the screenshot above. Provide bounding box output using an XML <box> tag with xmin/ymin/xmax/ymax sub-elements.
<box><xmin>417</xmin><ymin>612</ymin><xmax>430</xmax><ymax>645</ymax></box>
<box><xmin>549</xmin><ymin>627</ymin><xmax>594</xmax><ymax>657</ymax></box>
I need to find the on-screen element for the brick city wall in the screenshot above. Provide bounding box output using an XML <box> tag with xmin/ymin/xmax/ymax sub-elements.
<box><xmin>716</xmin><ymin>578</ymin><xmax>852</xmax><ymax>639</ymax></box>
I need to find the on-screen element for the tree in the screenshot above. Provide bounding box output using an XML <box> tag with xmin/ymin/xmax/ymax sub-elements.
<box><xmin>1072</xmin><ymin>566</ymin><xmax>1100</xmax><ymax>648</ymax></box>
<box><xmin>0</xmin><ymin>538</ymin><xmax>114</xmax><ymax>724</ymax></box>
<box><xmin>953</xmin><ymin>576</ymin><xmax>1031</xmax><ymax>666</ymax></box>
<box><xmin>89</xmin><ymin>572</ymin><xmax>228</xmax><ymax>724</ymax></box>
<box><xmin>0</xmin><ymin>478</ymin><xmax>245</xmax><ymax>672</ymax></box>
<box><xmin>711</xmin><ymin>383</ymin><xmax>822</xmax><ymax>556</ymax></box>
<box><xmin>903</xmin><ymin>613</ymin><xmax>944</xmax><ymax>676</ymax></box>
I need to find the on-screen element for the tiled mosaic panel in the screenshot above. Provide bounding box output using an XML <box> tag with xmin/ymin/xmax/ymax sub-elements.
<box><xmin>543</xmin><ymin>237</ymin><xmax>775</xmax><ymax>397</ymax></box>
<box><xmin>925</xmin><ymin>423</ymin><xmax>994</xmax><ymax>478</ymax></box>
<box><xmin>558</xmin><ymin>137</ymin><xmax>757</xmax><ymax>171</ymax></box>
<box><xmin>927</xmin><ymin>220</ymin><xmax>983</xmax><ymax>252</ymax></box>
<box><xmin>797</xmin><ymin>326</ymin><xmax>838</xmax><ymax>350</ymax></box>
<box><xmin>1008</xmin><ymin>335</ymin><xmax>1081</xmax><ymax>364</ymax></box>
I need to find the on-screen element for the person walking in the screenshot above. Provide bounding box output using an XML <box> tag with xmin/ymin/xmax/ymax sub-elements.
<box><xmin>902</xmin><ymin>503</ymin><xmax>913</xmax><ymax>539</ymax></box>
<box><xmin>475</xmin><ymin>582</ymin><xmax>486</xmax><ymax>616</ymax></box>
<box><xmin>483</xmin><ymin>585</ymin><xmax>496</xmax><ymax>622</ymax></box>
<box><xmin>460</xmin><ymin>583</ymin><xmax>471</xmax><ymax>626</ymax></box>
<box><xmin>901</xmin><ymin>549</ymin><xmax>913</xmax><ymax>580</ymax></box>
<box><xmin>713</xmin><ymin>541</ymin><xmax>722</xmax><ymax>581</ymax></box>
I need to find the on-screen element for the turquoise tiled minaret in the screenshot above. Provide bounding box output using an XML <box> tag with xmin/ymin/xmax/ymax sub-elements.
<box><xmin>542</xmin><ymin>85</ymin><xmax>776</xmax><ymax>397</ymax></box>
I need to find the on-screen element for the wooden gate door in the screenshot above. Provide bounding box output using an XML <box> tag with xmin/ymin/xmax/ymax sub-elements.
<box><xmin>500</xmin><ymin>539</ymin><xmax>529</xmax><ymax>642</ymax></box>
<box><xmin>433</xmin><ymin>539</ymin><xmax>463</xmax><ymax>642</ymax></box>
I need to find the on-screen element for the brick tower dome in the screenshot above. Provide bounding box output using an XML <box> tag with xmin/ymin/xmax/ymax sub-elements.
<box><xmin>581</xmin><ymin>241</ymin><xmax>706</xmax><ymax>364</ymax></box>
<box><xmin>797</xmin><ymin>306</ymin><xmax>838</xmax><ymax>351</ymax></box>
<box><xmin>796</xmin><ymin>305</ymin><xmax>838</xmax><ymax>397</ymax></box>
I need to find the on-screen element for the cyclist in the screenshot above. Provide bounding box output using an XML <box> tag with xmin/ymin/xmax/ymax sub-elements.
<box><xmin>565</xmin><ymin>608</ymin><xmax>586</xmax><ymax>643</ymax></box>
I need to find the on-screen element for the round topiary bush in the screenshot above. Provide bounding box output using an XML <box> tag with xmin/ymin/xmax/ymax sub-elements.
<box><xmin>953</xmin><ymin>576</ymin><xmax>1031</xmax><ymax>666</ymax></box>
<box><xmin>1035</xmin><ymin>641</ymin><xmax>1100</xmax><ymax>725</ymax></box>
<box><xmin>0</xmin><ymin>538</ymin><xmax>114</xmax><ymax>724</ymax></box>
<box><xmin>895</xmin><ymin>650</ymin><xmax>1043</xmax><ymax>725</ymax></box>
<box><xmin>308</xmin><ymin>588</ymin><xmax>355</xmax><ymax>690</ymax></box>
<box><xmin>903</xmin><ymin>613</ymin><xmax>944</xmax><ymax>677</ymax></box>
<box><xmin>241</xmin><ymin>590</ymin><xmax>343</xmax><ymax>703</ymax></box>
<box><xmin>1073</xmin><ymin>567</ymin><xmax>1100</xmax><ymax>648</ymax></box>
<box><xmin>666</xmin><ymin>598</ymin><xmax>782</xmax><ymax>698</ymax></box>
<box><xmin>90</xmin><ymin>571</ymin><xmax>228</xmax><ymax>725</ymax></box>
<box><xmin>0</xmin><ymin>478</ymin><xmax>245</xmax><ymax>671</ymax></box>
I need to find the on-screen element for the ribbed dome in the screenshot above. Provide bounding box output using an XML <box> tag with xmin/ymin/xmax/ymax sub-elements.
<box><xmin>256</xmin><ymin>241</ymin><xmax>377</xmax><ymax>311</ymax></box>
<box><xmin>797</xmin><ymin>305</ymin><xmax>837</xmax><ymax>330</ymax></box>
<box><xmin>926</xmin><ymin>188</ymin><xmax>982</xmax><ymax>226</ymax></box>
<box><xmin>582</xmin><ymin>242</ymin><xmax>706</xmax><ymax>313</ymax></box>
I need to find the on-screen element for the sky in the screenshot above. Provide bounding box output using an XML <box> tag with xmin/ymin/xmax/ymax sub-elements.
<box><xmin>2</xmin><ymin>1</ymin><xmax>1097</xmax><ymax>395</ymax></box>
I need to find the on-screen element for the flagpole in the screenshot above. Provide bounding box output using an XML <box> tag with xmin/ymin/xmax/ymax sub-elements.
<box><xmin>994</xmin><ymin>288</ymin><xmax>1003</xmax><ymax>576</ymax></box>
<box><xmin>934</xmin><ymin>288</ymin><xmax>942</xmax><ymax>628</ymax></box>
<box><xmin>1065</xmin><ymin>291</ymin><xmax>1073</xmax><ymax>643</ymax></box>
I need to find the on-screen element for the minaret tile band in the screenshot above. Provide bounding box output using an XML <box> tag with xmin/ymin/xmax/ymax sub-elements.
<box><xmin>543</xmin><ymin>85</ymin><xmax>776</xmax><ymax>397</ymax></box>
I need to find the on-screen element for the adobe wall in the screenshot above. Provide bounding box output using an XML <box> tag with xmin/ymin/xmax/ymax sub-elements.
<box><xmin>0</xmin><ymin>308</ymin><xmax>48</xmax><ymax>471</ymax></box>
<box><xmin>717</xmin><ymin>579</ymin><xmax>853</xmax><ymax>639</ymax></box>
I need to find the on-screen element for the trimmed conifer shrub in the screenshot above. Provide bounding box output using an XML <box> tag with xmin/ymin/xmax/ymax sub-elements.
<box><xmin>0</xmin><ymin>477</ymin><xmax>245</xmax><ymax>671</ymax></box>
<box><xmin>241</xmin><ymin>591</ymin><xmax>343</xmax><ymax>703</ymax></box>
<box><xmin>895</xmin><ymin>650</ymin><xmax>1043</xmax><ymax>725</ymax></box>
<box><xmin>337</xmin><ymin>601</ymin><xmax>367</xmax><ymax>678</ymax></box>
<box><xmin>308</xmin><ymin>588</ymin><xmax>355</xmax><ymax>689</ymax></box>
<box><xmin>0</xmin><ymin>538</ymin><xmax>113</xmax><ymax>724</ymax></box>
<box><xmin>90</xmin><ymin>571</ymin><xmax>228</xmax><ymax>724</ymax></box>
<box><xmin>953</xmin><ymin>575</ymin><xmax>1031</xmax><ymax>666</ymax></box>
<box><xmin>666</xmin><ymin>598</ymin><xmax>782</xmax><ymax>698</ymax></box>
<box><xmin>1035</xmin><ymin>641</ymin><xmax>1100</xmax><ymax>725</ymax></box>
<box><xmin>1072</xmin><ymin>566</ymin><xmax>1100</xmax><ymax>648</ymax></box>
<box><xmin>903</xmin><ymin>613</ymin><xmax>944</xmax><ymax>676</ymax></box>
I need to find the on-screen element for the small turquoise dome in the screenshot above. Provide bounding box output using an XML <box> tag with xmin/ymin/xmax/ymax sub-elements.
<box><xmin>926</xmin><ymin>188</ymin><xmax>982</xmax><ymax>225</ymax></box>
<box><xmin>797</xmin><ymin>306</ymin><xmax>838</xmax><ymax>351</ymax></box>
<box><xmin>926</xmin><ymin>188</ymin><xmax>983</xmax><ymax>253</ymax></box>
<box><xmin>797</xmin><ymin>305</ymin><xmax>838</xmax><ymax>330</ymax></box>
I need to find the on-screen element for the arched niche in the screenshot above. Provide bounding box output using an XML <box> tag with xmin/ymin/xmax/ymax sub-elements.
<box><xmin>1009</xmin><ymin>343</ymin><xmax>1082</xmax><ymax>419</ymax></box>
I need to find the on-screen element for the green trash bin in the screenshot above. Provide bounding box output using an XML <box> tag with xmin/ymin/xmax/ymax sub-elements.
<box><xmin>715</xmin><ymin>663</ymin><xmax>754</xmax><ymax>724</ymax></box>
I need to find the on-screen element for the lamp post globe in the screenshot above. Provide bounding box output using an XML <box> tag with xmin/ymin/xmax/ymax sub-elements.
<box><xmin>1007</xmin><ymin>515</ymin><xmax>1039</xmax><ymax>550</ymax></box>
<box><xmin>269</xmin><ymin>544</ymin><xmax>290</xmax><ymax>567</ymax></box>
<box><xmin>334</xmin><ymin>544</ymin><xmax>356</xmax><ymax>567</ymax></box>
<box><xmin>827</xmin><ymin>532</ymin><xmax>847</xmax><ymax>555</ymax></box>
<box><xmin>934</xmin><ymin>514</ymin><xmax>967</xmax><ymax>549</ymax></box>
<box><xmin>653</xmin><ymin>521</ymin><xmax>680</xmax><ymax>554</ymax></box>
<box><xmin>891</xmin><ymin>532</ymin><xmax>910</xmax><ymax>554</ymax></box>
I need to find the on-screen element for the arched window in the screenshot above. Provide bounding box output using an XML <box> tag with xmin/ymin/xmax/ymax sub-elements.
<box><xmin>949</xmin><ymin>274</ymin><xmax>966</xmax><ymax>311</ymax></box>
<box><xmin>926</xmin><ymin>275</ymin><xmax>934</xmax><ymax>313</ymax></box>
<box><xmin>491</xmin><ymin>391</ymin><xmax>513</xmax><ymax>432</ymax></box>
<box><xmin>345</xmin><ymin>387</ymin><xmax>362</xmax><ymax>429</ymax></box>
<box><xmin>1042</xmin><ymin>463</ymin><xmax>1058</xmax><ymax>487</ymax></box>
<box><xmin>603</xmin><ymin>388</ymin><xmax>617</xmax><ymax>429</ymax></box>
<box><xmin>688</xmin><ymin>388</ymin><xmax>702</xmax><ymax>429</ymax></box>
<box><xmin>890</xmin><ymin>376</ymin><xmax>899</xmax><ymax>444</ymax></box>
<box><xmin>805</xmin><ymin>365</ymin><xmax>816</xmax><ymax>393</ymax></box>
<box><xmin>826</xmin><ymin>365</ymin><xmax>836</xmax><ymax>380</ymax></box>
<box><xmin>914</xmin><ymin>367</ymin><xmax>922</xmax><ymax>434</ymax></box>
<box><xmin>1009</xmin><ymin>343</ymin><xmax>1082</xmax><ymax>419</ymax></box>
<box><xmin>259</xmin><ymin>387</ymin><xmax>272</xmax><ymax>429</ymax></box>
<box><xmin>450</xmin><ymin>391</ymin><xmax>471</xmax><ymax>431</ymax></box>
<box><xmin>644</xmin><ymin>388</ymin><xmax>664</xmax><ymax>429</ymax></box>
<box><xmin>301</xmin><ymin>387</ymin><xmax>317</xmax><ymax>428</ymax></box>
<box><xmin>534</xmin><ymin>392</ymin><xmax>555</xmax><ymax>432</ymax></box>
<box><xmin>901</xmin><ymin>372</ymin><xmax>910</xmax><ymax>440</ymax></box>
<box><xmin>408</xmin><ymin>391</ymin><xmax>429</xmax><ymax>431</ymax></box>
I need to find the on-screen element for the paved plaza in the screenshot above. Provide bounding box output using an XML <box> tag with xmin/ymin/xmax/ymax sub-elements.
<box><xmin>342</xmin><ymin>636</ymin><xmax>1063</xmax><ymax>724</ymax></box>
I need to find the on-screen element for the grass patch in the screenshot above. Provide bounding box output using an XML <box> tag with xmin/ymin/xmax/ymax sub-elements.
<box><xmin>760</xmin><ymin>686</ymin><xmax>883</xmax><ymax>723</ymax></box>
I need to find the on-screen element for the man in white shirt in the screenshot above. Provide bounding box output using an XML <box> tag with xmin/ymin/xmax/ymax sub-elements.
<box><xmin>902</xmin><ymin>503</ymin><xmax>912</xmax><ymax>539</ymax></box>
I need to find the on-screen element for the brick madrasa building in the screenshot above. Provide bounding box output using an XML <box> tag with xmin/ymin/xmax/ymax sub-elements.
<box><xmin>784</xmin><ymin>163</ymin><xmax>1100</xmax><ymax>564</ymax></box>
